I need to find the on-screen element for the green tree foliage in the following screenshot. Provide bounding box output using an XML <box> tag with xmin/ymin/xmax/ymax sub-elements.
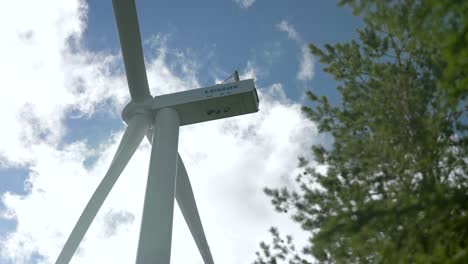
<box><xmin>255</xmin><ymin>1</ymin><xmax>467</xmax><ymax>263</ymax></box>
<box><xmin>341</xmin><ymin>0</ymin><xmax>468</xmax><ymax>102</ymax></box>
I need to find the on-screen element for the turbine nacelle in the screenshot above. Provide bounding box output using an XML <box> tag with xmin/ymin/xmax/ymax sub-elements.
<box><xmin>122</xmin><ymin>79</ymin><xmax>259</xmax><ymax>126</ymax></box>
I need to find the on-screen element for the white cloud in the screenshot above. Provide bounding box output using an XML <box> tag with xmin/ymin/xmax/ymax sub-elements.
<box><xmin>1</xmin><ymin>86</ymin><xmax>317</xmax><ymax>263</ymax></box>
<box><xmin>276</xmin><ymin>20</ymin><xmax>301</xmax><ymax>43</ymax></box>
<box><xmin>234</xmin><ymin>0</ymin><xmax>256</xmax><ymax>9</ymax></box>
<box><xmin>276</xmin><ymin>20</ymin><xmax>315</xmax><ymax>82</ymax></box>
<box><xmin>0</xmin><ymin>1</ymin><xmax>317</xmax><ymax>264</ymax></box>
<box><xmin>298</xmin><ymin>45</ymin><xmax>314</xmax><ymax>81</ymax></box>
<box><xmin>0</xmin><ymin>0</ymin><xmax>127</xmax><ymax>166</ymax></box>
<box><xmin>241</xmin><ymin>60</ymin><xmax>259</xmax><ymax>80</ymax></box>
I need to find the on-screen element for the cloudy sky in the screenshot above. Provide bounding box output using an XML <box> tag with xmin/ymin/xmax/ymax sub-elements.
<box><xmin>0</xmin><ymin>0</ymin><xmax>361</xmax><ymax>263</ymax></box>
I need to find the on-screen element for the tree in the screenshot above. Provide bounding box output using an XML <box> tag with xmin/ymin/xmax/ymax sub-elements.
<box><xmin>341</xmin><ymin>0</ymin><xmax>468</xmax><ymax>104</ymax></box>
<box><xmin>255</xmin><ymin>1</ymin><xmax>467</xmax><ymax>263</ymax></box>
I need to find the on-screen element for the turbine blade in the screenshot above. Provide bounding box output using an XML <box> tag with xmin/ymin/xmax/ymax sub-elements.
<box><xmin>176</xmin><ymin>155</ymin><xmax>214</xmax><ymax>264</ymax></box>
<box><xmin>145</xmin><ymin>127</ymin><xmax>153</xmax><ymax>144</ymax></box>
<box><xmin>55</xmin><ymin>114</ymin><xmax>151</xmax><ymax>264</ymax></box>
<box><xmin>112</xmin><ymin>0</ymin><xmax>151</xmax><ymax>101</ymax></box>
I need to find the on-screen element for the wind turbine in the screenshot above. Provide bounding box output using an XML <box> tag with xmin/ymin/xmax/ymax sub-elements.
<box><xmin>55</xmin><ymin>0</ymin><xmax>259</xmax><ymax>263</ymax></box>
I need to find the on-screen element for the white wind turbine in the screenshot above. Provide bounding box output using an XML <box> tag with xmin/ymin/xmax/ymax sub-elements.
<box><xmin>55</xmin><ymin>0</ymin><xmax>259</xmax><ymax>263</ymax></box>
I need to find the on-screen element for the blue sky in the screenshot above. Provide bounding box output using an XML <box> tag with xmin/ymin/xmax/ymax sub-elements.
<box><xmin>82</xmin><ymin>0</ymin><xmax>361</xmax><ymax>100</ymax></box>
<box><xmin>0</xmin><ymin>0</ymin><xmax>362</xmax><ymax>263</ymax></box>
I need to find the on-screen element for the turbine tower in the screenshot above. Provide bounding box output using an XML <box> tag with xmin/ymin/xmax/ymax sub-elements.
<box><xmin>55</xmin><ymin>0</ymin><xmax>259</xmax><ymax>263</ymax></box>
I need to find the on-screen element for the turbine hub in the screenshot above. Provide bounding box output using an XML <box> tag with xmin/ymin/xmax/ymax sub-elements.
<box><xmin>121</xmin><ymin>97</ymin><xmax>154</xmax><ymax>124</ymax></box>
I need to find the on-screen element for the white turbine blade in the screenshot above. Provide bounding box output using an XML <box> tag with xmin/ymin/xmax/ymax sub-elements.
<box><xmin>176</xmin><ymin>155</ymin><xmax>214</xmax><ymax>264</ymax></box>
<box><xmin>144</xmin><ymin>131</ymin><xmax>213</xmax><ymax>263</ymax></box>
<box><xmin>145</xmin><ymin>128</ymin><xmax>153</xmax><ymax>144</ymax></box>
<box><xmin>112</xmin><ymin>0</ymin><xmax>151</xmax><ymax>101</ymax></box>
<box><xmin>55</xmin><ymin>114</ymin><xmax>151</xmax><ymax>264</ymax></box>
